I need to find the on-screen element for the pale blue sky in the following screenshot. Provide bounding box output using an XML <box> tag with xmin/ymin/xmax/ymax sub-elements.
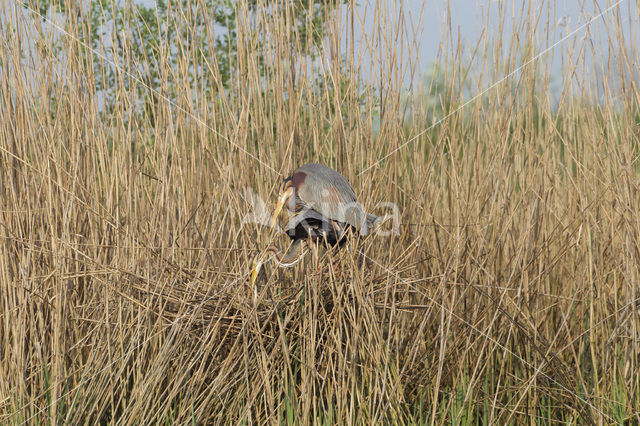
<box><xmin>348</xmin><ymin>0</ymin><xmax>638</xmax><ymax>87</ymax></box>
<box><xmin>11</xmin><ymin>0</ymin><xmax>638</xmax><ymax>93</ymax></box>
<box><xmin>125</xmin><ymin>0</ymin><xmax>636</xmax><ymax>82</ymax></box>
<box><xmin>133</xmin><ymin>1</ymin><xmax>636</xmax><ymax>67</ymax></box>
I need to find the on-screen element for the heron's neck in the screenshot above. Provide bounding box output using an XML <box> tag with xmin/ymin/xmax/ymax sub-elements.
<box><xmin>265</xmin><ymin>240</ymin><xmax>305</xmax><ymax>267</ymax></box>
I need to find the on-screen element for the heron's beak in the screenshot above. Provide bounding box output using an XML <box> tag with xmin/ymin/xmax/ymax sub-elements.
<box><xmin>270</xmin><ymin>187</ymin><xmax>293</xmax><ymax>231</ymax></box>
<box><xmin>250</xmin><ymin>259</ymin><xmax>262</xmax><ymax>288</ymax></box>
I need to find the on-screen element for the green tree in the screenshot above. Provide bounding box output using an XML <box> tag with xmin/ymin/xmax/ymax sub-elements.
<box><xmin>24</xmin><ymin>0</ymin><xmax>343</xmax><ymax>119</ymax></box>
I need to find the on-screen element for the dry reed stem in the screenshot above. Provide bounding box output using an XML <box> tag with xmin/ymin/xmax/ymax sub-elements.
<box><xmin>1</xmin><ymin>0</ymin><xmax>639</xmax><ymax>423</ymax></box>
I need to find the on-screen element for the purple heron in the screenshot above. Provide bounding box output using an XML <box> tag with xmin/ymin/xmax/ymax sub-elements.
<box><xmin>250</xmin><ymin>163</ymin><xmax>379</xmax><ymax>290</ymax></box>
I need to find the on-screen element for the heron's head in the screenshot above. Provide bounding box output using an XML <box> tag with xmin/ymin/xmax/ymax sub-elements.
<box><xmin>270</xmin><ymin>179</ymin><xmax>295</xmax><ymax>231</ymax></box>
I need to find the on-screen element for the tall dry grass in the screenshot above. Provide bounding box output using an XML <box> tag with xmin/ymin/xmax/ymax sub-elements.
<box><xmin>1</xmin><ymin>0</ymin><xmax>639</xmax><ymax>423</ymax></box>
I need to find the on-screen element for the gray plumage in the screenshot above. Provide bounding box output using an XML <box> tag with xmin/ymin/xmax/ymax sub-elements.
<box><xmin>251</xmin><ymin>163</ymin><xmax>380</xmax><ymax>289</ymax></box>
<box><xmin>287</xmin><ymin>163</ymin><xmax>378</xmax><ymax>236</ymax></box>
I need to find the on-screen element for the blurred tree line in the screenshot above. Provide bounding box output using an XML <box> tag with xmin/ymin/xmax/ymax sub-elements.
<box><xmin>24</xmin><ymin>0</ymin><xmax>343</xmax><ymax>119</ymax></box>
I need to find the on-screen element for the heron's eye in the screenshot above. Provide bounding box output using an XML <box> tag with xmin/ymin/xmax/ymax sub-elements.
<box><xmin>282</xmin><ymin>178</ymin><xmax>292</xmax><ymax>192</ymax></box>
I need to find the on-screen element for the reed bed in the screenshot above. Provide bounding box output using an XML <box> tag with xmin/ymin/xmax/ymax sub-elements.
<box><xmin>1</xmin><ymin>0</ymin><xmax>639</xmax><ymax>423</ymax></box>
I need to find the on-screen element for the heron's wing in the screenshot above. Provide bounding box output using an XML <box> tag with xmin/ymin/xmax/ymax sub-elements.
<box><xmin>294</xmin><ymin>163</ymin><xmax>371</xmax><ymax>233</ymax></box>
<box><xmin>283</xmin><ymin>209</ymin><xmax>328</xmax><ymax>240</ymax></box>
<box><xmin>365</xmin><ymin>213</ymin><xmax>380</xmax><ymax>234</ymax></box>
<box><xmin>343</xmin><ymin>204</ymin><xmax>371</xmax><ymax>235</ymax></box>
<box><xmin>284</xmin><ymin>209</ymin><xmax>326</xmax><ymax>230</ymax></box>
<box><xmin>284</xmin><ymin>208</ymin><xmax>357</xmax><ymax>245</ymax></box>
